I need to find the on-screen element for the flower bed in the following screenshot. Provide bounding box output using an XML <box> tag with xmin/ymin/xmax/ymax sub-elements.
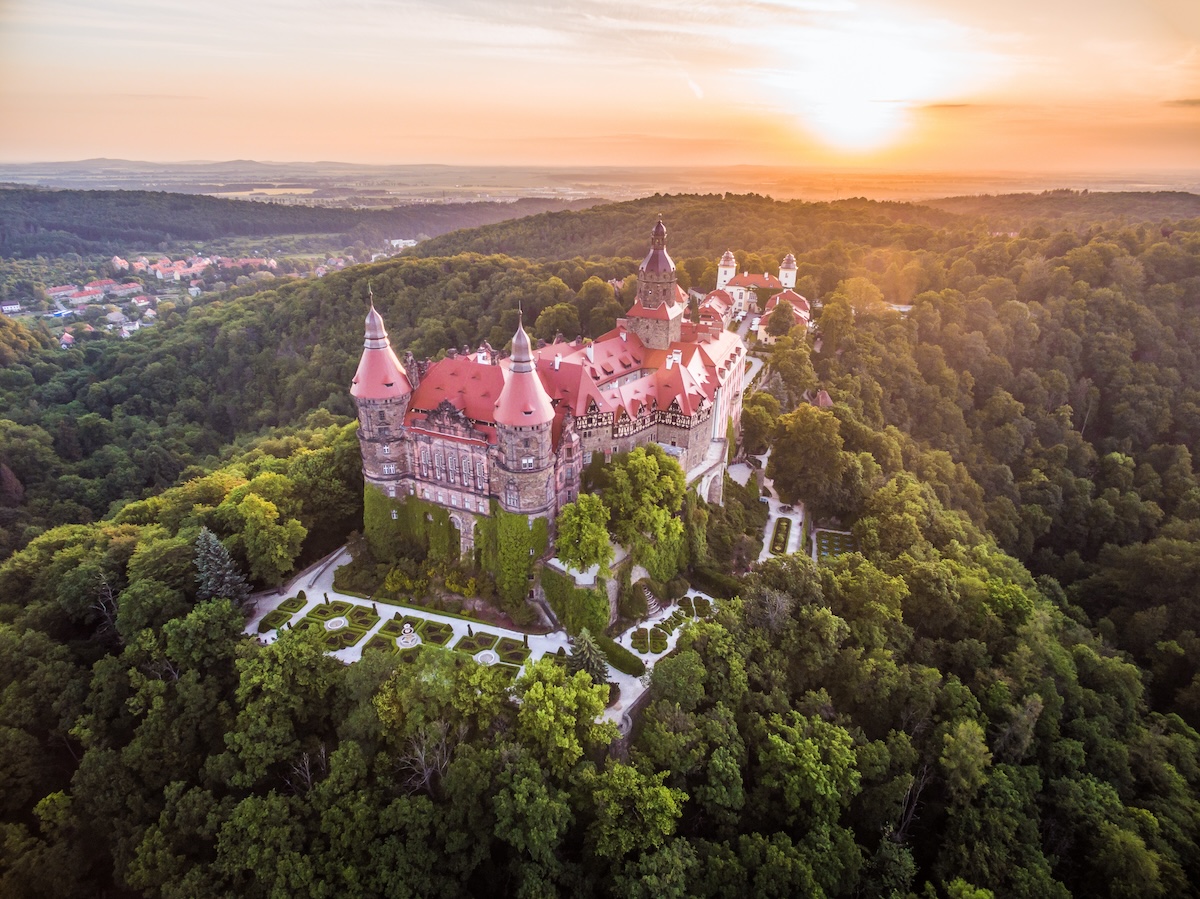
<box><xmin>770</xmin><ymin>517</ymin><xmax>791</xmax><ymax>555</ymax></box>
<box><xmin>256</xmin><ymin>609</ymin><xmax>292</xmax><ymax>633</ymax></box>
<box><xmin>453</xmin><ymin>632</ymin><xmax>498</xmax><ymax>655</ymax></box>
<box><xmin>364</xmin><ymin>634</ymin><xmax>397</xmax><ymax>654</ymax></box>
<box><xmin>418</xmin><ymin>620</ymin><xmax>454</xmax><ymax>646</ymax></box>
<box><xmin>630</xmin><ymin>628</ymin><xmax>649</xmax><ymax>654</ymax></box>
<box><xmin>495</xmin><ymin>637</ymin><xmax>530</xmax><ymax>666</ymax></box>
<box><xmin>694</xmin><ymin>596</ymin><xmax>712</xmax><ymax>619</ymax></box>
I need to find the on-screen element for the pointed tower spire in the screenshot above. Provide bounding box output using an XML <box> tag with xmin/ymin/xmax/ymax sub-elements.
<box><xmin>494</xmin><ymin>310</ymin><xmax>553</xmax><ymax>425</ymax></box>
<box><xmin>351</xmin><ymin>305</ymin><xmax>412</xmax><ymax>398</ymax></box>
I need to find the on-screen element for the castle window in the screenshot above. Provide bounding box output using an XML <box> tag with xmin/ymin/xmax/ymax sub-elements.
<box><xmin>462</xmin><ymin>457</ymin><xmax>472</xmax><ymax>483</ymax></box>
<box><xmin>378</xmin><ymin>411</ymin><xmax>386</xmax><ymax>422</ymax></box>
<box><xmin>521</xmin><ymin>456</ymin><xmax>535</xmax><ymax>470</ymax></box>
<box><xmin>505</xmin><ymin>482</ymin><xmax>518</xmax><ymax>508</ymax></box>
<box><xmin>387</xmin><ymin>485</ymin><xmax>395</xmax><ymax>497</ymax></box>
<box><xmin>451</xmin><ymin>494</ymin><xmax>459</xmax><ymax>507</ymax></box>
<box><xmin>390</xmin><ymin>509</ymin><xmax>398</xmax><ymax>520</ymax></box>
<box><xmin>383</xmin><ymin>463</ymin><xmax>396</xmax><ymax>475</ymax></box>
<box><xmin>382</xmin><ymin>445</ymin><xmax>390</xmax><ymax>455</ymax></box>
<box><xmin>437</xmin><ymin>491</ymin><xmax>444</xmax><ymax>503</ymax></box>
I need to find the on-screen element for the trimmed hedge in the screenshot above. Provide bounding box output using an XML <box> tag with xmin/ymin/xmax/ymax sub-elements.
<box><xmin>495</xmin><ymin>637</ymin><xmax>531</xmax><ymax>665</ymax></box>
<box><xmin>689</xmin><ymin>566</ymin><xmax>741</xmax><ymax>599</ymax></box>
<box><xmin>630</xmin><ymin>628</ymin><xmax>649</xmax><ymax>654</ymax></box>
<box><xmin>454</xmin><ymin>632</ymin><xmax>498</xmax><ymax>654</ymax></box>
<box><xmin>256</xmin><ymin>609</ymin><xmax>292</xmax><ymax>633</ymax></box>
<box><xmin>649</xmin><ymin>628</ymin><xmax>668</xmax><ymax>653</ymax></box>
<box><xmin>419</xmin><ymin>620</ymin><xmax>454</xmax><ymax>646</ymax></box>
<box><xmin>770</xmin><ymin>517</ymin><xmax>791</xmax><ymax>555</ymax></box>
<box><xmin>277</xmin><ymin>596</ymin><xmax>306</xmax><ymax>614</ymax></box>
<box><xmin>595</xmin><ymin>634</ymin><xmax>645</xmax><ymax>677</ymax></box>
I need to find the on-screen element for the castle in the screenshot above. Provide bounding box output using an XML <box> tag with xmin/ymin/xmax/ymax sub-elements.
<box><xmin>351</xmin><ymin>218</ymin><xmax>747</xmax><ymax>557</ymax></box>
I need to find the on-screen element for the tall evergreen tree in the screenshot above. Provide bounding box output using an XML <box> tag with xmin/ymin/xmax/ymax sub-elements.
<box><xmin>567</xmin><ymin>627</ymin><xmax>610</xmax><ymax>686</ymax></box>
<box><xmin>194</xmin><ymin>527</ymin><xmax>251</xmax><ymax>607</ymax></box>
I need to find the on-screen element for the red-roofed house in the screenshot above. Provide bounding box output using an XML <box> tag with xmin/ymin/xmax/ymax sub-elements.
<box><xmin>352</xmin><ymin>219</ymin><xmax>746</xmax><ymax>557</ymax></box>
<box><xmin>716</xmin><ymin>250</ymin><xmax>798</xmax><ymax>313</ymax></box>
<box><xmin>757</xmin><ymin>288</ymin><xmax>811</xmax><ymax>346</ymax></box>
<box><xmin>86</xmin><ymin>279</ymin><xmax>117</xmax><ymax>292</ymax></box>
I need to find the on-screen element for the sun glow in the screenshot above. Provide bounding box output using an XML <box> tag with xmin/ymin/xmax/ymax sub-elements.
<box><xmin>756</xmin><ymin>9</ymin><xmax>1005</xmax><ymax>153</ymax></box>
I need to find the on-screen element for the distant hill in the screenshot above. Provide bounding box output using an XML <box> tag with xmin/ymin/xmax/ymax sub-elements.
<box><xmin>924</xmin><ymin>189</ymin><xmax>1200</xmax><ymax>226</ymax></box>
<box><xmin>410</xmin><ymin>192</ymin><xmax>966</xmax><ymax>261</ymax></box>
<box><xmin>0</xmin><ymin>188</ymin><xmax>601</xmax><ymax>258</ymax></box>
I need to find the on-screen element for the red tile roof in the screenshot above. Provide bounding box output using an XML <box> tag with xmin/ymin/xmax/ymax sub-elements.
<box><xmin>726</xmin><ymin>272</ymin><xmax>782</xmax><ymax>291</ymax></box>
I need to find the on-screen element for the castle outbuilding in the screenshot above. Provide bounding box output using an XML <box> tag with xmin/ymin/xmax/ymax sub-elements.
<box><xmin>353</xmin><ymin>218</ymin><xmax>745</xmax><ymax>557</ymax></box>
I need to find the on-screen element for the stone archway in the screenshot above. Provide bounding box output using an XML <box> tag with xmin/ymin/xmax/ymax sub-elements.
<box><xmin>702</xmin><ymin>471</ymin><xmax>724</xmax><ymax>505</ymax></box>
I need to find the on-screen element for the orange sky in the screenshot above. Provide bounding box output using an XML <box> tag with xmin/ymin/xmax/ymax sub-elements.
<box><xmin>1</xmin><ymin>0</ymin><xmax>1197</xmax><ymax>171</ymax></box>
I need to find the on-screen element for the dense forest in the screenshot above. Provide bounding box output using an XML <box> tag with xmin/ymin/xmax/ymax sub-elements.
<box><xmin>2</xmin><ymin>191</ymin><xmax>1200</xmax><ymax>897</ymax></box>
<box><xmin>0</xmin><ymin>188</ymin><xmax>597</xmax><ymax>258</ymax></box>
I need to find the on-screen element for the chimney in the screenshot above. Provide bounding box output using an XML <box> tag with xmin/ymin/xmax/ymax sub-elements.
<box><xmin>672</xmin><ymin>349</ymin><xmax>682</xmax><ymax>366</ymax></box>
<box><xmin>585</xmin><ymin>344</ymin><xmax>594</xmax><ymax>362</ymax></box>
<box><xmin>554</xmin><ymin>353</ymin><xmax>562</xmax><ymax>370</ymax></box>
<box><xmin>666</xmin><ymin>355</ymin><xmax>674</xmax><ymax>370</ymax></box>
<box><xmin>620</xmin><ymin>330</ymin><xmax>627</xmax><ymax>343</ymax></box>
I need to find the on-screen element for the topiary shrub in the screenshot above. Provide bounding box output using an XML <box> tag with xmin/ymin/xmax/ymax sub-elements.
<box><xmin>648</xmin><ymin>628</ymin><xmax>668</xmax><ymax>653</ymax></box>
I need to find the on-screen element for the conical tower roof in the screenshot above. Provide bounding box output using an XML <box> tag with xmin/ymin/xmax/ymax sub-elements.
<box><xmin>350</xmin><ymin>305</ymin><xmax>412</xmax><ymax>399</ymax></box>
<box><xmin>495</xmin><ymin>311</ymin><xmax>555</xmax><ymax>426</ymax></box>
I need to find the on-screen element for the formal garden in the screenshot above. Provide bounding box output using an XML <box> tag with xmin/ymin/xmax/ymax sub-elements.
<box><xmin>628</xmin><ymin>594</ymin><xmax>716</xmax><ymax>656</ymax></box>
<box><xmin>769</xmin><ymin>516</ymin><xmax>791</xmax><ymax>554</ymax></box>
<box><xmin>815</xmin><ymin>529</ymin><xmax>857</xmax><ymax>560</ymax></box>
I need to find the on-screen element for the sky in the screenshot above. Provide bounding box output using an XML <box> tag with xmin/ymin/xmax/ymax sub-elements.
<box><xmin>1</xmin><ymin>0</ymin><xmax>1198</xmax><ymax>172</ymax></box>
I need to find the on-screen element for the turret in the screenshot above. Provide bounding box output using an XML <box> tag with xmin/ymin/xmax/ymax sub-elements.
<box><xmin>779</xmin><ymin>253</ymin><xmax>797</xmax><ymax>290</ymax></box>
<box><xmin>626</xmin><ymin>217</ymin><xmax>685</xmax><ymax>350</ymax></box>
<box><xmin>717</xmin><ymin>249</ymin><xmax>737</xmax><ymax>290</ymax></box>
<box><xmin>494</xmin><ymin>311</ymin><xmax>557</xmax><ymax>514</ymax></box>
<box><xmin>351</xmin><ymin>304</ymin><xmax>413</xmax><ymax>484</ymax></box>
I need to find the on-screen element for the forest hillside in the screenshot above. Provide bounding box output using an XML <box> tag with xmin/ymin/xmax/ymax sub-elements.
<box><xmin>1</xmin><ymin>191</ymin><xmax>1199</xmax><ymax>898</ymax></box>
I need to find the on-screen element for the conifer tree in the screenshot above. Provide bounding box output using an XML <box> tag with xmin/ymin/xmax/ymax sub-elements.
<box><xmin>567</xmin><ymin>627</ymin><xmax>610</xmax><ymax>686</ymax></box>
<box><xmin>195</xmin><ymin>526</ymin><xmax>251</xmax><ymax>607</ymax></box>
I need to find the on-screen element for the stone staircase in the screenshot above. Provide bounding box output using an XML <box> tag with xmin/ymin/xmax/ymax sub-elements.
<box><xmin>643</xmin><ymin>584</ymin><xmax>662</xmax><ymax>616</ymax></box>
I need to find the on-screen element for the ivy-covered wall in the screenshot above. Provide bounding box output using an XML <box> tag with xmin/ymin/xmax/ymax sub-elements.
<box><xmin>363</xmin><ymin>486</ymin><xmax>460</xmax><ymax>565</ymax></box>
<box><xmin>473</xmin><ymin>500</ymin><xmax>549</xmax><ymax>614</ymax></box>
<box><xmin>540</xmin><ymin>566</ymin><xmax>609</xmax><ymax>636</ymax></box>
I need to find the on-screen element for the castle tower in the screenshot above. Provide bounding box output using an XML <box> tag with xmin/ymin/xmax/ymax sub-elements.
<box><xmin>717</xmin><ymin>249</ymin><xmax>737</xmax><ymax>290</ymax></box>
<box><xmin>626</xmin><ymin>217</ymin><xmax>684</xmax><ymax>350</ymax></box>
<box><xmin>493</xmin><ymin>311</ymin><xmax>558</xmax><ymax>516</ymax></box>
<box><xmin>779</xmin><ymin>253</ymin><xmax>797</xmax><ymax>290</ymax></box>
<box><xmin>351</xmin><ymin>305</ymin><xmax>413</xmax><ymax>489</ymax></box>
